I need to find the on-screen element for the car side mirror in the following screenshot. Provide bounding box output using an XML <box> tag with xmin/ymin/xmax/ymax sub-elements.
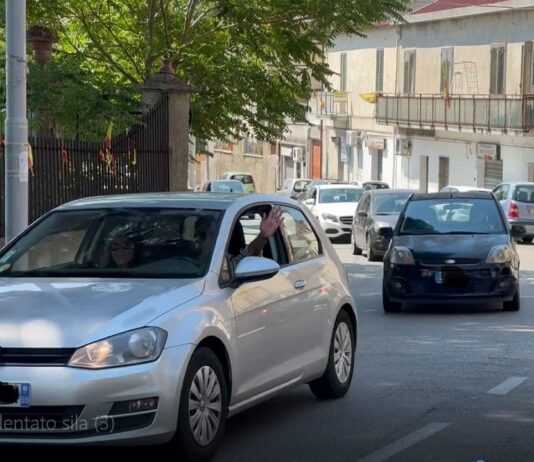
<box><xmin>378</xmin><ymin>227</ymin><xmax>394</xmax><ymax>238</ymax></box>
<box><xmin>234</xmin><ymin>257</ymin><xmax>280</xmax><ymax>283</ymax></box>
<box><xmin>358</xmin><ymin>210</ymin><xmax>368</xmax><ymax>217</ymax></box>
<box><xmin>303</xmin><ymin>198</ymin><xmax>315</xmax><ymax>206</ymax></box>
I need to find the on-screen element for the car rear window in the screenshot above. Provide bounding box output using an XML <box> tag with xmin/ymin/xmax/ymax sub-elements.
<box><xmin>232</xmin><ymin>174</ymin><xmax>254</xmax><ymax>184</ymax></box>
<box><xmin>399</xmin><ymin>198</ymin><xmax>506</xmax><ymax>235</ymax></box>
<box><xmin>513</xmin><ymin>185</ymin><xmax>534</xmax><ymax>203</ymax></box>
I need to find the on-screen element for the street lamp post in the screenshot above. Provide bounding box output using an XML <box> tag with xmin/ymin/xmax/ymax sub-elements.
<box><xmin>5</xmin><ymin>0</ymin><xmax>29</xmax><ymax>242</ymax></box>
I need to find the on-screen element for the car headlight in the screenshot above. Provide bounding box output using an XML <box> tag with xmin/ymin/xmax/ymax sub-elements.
<box><xmin>68</xmin><ymin>327</ymin><xmax>167</xmax><ymax>369</ymax></box>
<box><xmin>486</xmin><ymin>245</ymin><xmax>513</xmax><ymax>264</ymax></box>
<box><xmin>390</xmin><ymin>246</ymin><xmax>415</xmax><ymax>266</ymax></box>
<box><xmin>322</xmin><ymin>213</ymin><xmax>339</xmax><ymax>222</ymax></box>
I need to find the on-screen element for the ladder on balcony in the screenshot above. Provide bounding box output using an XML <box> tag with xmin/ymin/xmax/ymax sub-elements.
<box><xmin>451</xmin><ymin>62</ymin><xmax>479</xmax><ymax>94</ymax></box>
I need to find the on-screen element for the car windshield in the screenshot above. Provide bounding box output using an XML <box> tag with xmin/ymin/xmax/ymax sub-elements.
<box><xmin>319</xmin><ymin>188</ymin><xmax>363</xmax><ymax>203</ymax></box>
<box><xmin>399</xmin><ymin>198</ymin><xmax>506</xmax><ymax>235</ymax></box>
<box><xmin>212</xmin><ymin>181</ymin><xmax>244</xmax><ymax>192</ymax></box>
<box><xmin>373</xmin><ymin>193</ymin><xmax>411</xmax><ymax>215</ymax></box>
<box><xmin>0</xmin><ymin>208</ymin><xmax>223</xmax><ymax>278</ymax></box>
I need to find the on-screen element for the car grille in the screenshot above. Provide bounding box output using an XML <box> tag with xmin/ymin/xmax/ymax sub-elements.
<box><xmin>0</xmin><ymin>348</ymin><xmax>76</xmax><ymax>366</ymax></box>
<box><xmin>420</xmin><ymin>258</ymin><xmax>480</xmax><ymax>266</ymax></box>
<box><xmin>339</xmin><ymin>216</ymin><xmax>353</xmax><ymax>225</ymax></box>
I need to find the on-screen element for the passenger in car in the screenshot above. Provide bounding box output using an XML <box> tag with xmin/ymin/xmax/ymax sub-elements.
<box><xmin>99</xmin><ymin>231</ymin><xmax>139</xmax><ymax>269</ymax></box>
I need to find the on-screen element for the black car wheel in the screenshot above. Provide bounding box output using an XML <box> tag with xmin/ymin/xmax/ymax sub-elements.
<box><xmin>309</xmin><ymin>310</ymin><xmax>355</xmax><ymax>400</ymax></box>
<box><xmin>171</xmin><ymin>347</ymin><xmax>229</xmax><ymax>462</ymax></box>
<box><xmin>367</xmin><ymin>235</ymin><xmax>380</xmax><ymax>262</ymax></box>
<box><xmin>383</xmin><ymin>284</ymin><xmax>402</xmax><ymax>313</ymax></box>
<box><xmin>351</xmin><ymin>232</ymin><xmax>362</xmax><ymax>255</ymax></box>
<box><xmin>504</xmin><ymin>288</ymin><xmax>520</xmax><ymax>312</ymax></box>
<box><xmin>521</xmin><ymin>237</ymin><xmax>533</xmax><ymax>244</ymax></box>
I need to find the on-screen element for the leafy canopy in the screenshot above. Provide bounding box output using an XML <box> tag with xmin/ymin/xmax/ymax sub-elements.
<box><xmin>13</xmin><ymin>0</ymin><xmax>410</xmax><ymax>139</ymax></box>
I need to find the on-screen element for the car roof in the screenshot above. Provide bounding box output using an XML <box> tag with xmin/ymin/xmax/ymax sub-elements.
<box><xmin>410</xmin><ymin>191</ymin><xmax>495</xmax><ymax>201</ymax></box>
<box><xmin>316</xmin><ymin>184</ymin><xmax>363</xmax><ymax>190</ymax></box>
<box><xmin>55</xmin><ymin>192</ymin><xmax>294</xmax><ymax>211</ymax></box>
<box><xmin>210</xmin><ymin>179</ymin><xmax>242</xmax><ymax>183</ymax></box>
<box><xmin>442</xmin><ymin>185</ymin><xmax>492</xmax><ymax>191</ymax></box>
<box><xmin>368</xmin><ymin>188</ymin><xmax>414</xmax><ymax>195</ymax></box>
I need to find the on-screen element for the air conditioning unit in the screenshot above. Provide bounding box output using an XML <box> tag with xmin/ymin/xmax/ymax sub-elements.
<box><xmin>292</xmin><ymin>147</ymin><xmax>305</xmax><ymax>162</ymax></box>
<box><xmin>346</xmin><ymin>131</ymin><xmax>362</xmax><ymax>148</ymax></box>
<box><xmin>395</xmin><ymin>138</ymin><xmax>412</xmax><ymax>156</ymax></box>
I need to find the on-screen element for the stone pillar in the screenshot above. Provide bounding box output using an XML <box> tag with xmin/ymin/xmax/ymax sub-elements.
<box><xmin>141</xmin><ymin>61</ymin><xmax>194</xmax><ymax>191</ymax></box>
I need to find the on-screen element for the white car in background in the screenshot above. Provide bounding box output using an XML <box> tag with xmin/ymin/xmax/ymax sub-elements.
<box><xmin>440</xmin><ymin>185</ymin><xmax>492</xmax><ymax>193</ymax></box>
<box><xmin>303</xmin><ymin>184</ymin><xmax>364</xmax><ymax>240</ymax></box>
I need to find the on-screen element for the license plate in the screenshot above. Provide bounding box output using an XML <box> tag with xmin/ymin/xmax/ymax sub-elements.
<box><xmin>0</xmin><ymin>382</ymin><xmax>31</xmax><ymax>407</ymax></box>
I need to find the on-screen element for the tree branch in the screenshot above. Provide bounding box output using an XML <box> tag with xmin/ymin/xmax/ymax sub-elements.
<box><xmin>80</xmin><ymin>3</ymin><xmax>144</xmax><ymax>80</ymax></box>
<box><xmin>159</xmin><ymin>0</ymin><xmax>172</xmax><ymax>51</ymax></box>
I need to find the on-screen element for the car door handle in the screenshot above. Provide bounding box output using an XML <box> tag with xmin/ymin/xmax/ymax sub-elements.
<box><xmin>294</xmin><ymin>280</ymin><xmax>306</xmax><ymax>290</ymax></box>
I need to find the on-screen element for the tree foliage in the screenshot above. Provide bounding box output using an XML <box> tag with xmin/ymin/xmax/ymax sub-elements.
<box><xmin>14</xmin><ymin>0</ymin><xmax>410</xmax><ymax>140</ymax></box>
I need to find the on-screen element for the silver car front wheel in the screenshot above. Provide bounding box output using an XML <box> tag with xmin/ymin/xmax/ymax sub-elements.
<box><xmin>173</xmin><ymin>348</ymin><xmax>228</xmax><ymax>462</ymax></box>
<box><xmin>189</xmin><ymin>366</ymin><xmax>223</xmax><ymax>446</ymax></box>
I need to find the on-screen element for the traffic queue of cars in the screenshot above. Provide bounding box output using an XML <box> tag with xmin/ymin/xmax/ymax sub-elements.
<box><xmin>0</xmin><ymin>174</ymin><xmax>527</xmax><ymax>460</ymax></box>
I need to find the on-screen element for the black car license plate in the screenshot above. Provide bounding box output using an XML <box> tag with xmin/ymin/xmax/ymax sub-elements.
<box><xmin>435</xmin><ymin>270</ymin><xmax>468</xmax><ymax>287</ymax></box>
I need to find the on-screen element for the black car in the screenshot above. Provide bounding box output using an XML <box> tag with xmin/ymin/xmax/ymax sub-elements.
<box><xmin>352</xmin><ymin>189</ymin><xmax>412</xmax><ymax>261</ymax></box>
<box><xmin>382</xmin><ymin>192</ymin><xmax>520</xmax><ymax>313</ymax></box>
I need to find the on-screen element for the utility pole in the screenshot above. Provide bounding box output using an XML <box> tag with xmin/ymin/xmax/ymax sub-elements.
<box><xmin>5</xmin><ymin>0</ymin><xmax>29</xmax><ymax>242</ymax></box>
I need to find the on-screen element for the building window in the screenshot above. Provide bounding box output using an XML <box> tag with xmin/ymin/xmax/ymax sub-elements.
<box><xmin>403</xmin><ymin>50</ymin><xmax>416</xmax><ymax>94</ymax></box>
<box><xmin>490</xmin><ymin>45</ymin><xmax>506</xmax><ymax>95</ymax></box>
<box><xmin>243</xmin><ymin>136</ymin><xmax>262</xmax><ymax>155</ymax></box>
<box><xmin>340</xmin><ymin>53</ymin><xmax>347</xmax><ymax>92</ymax></box>
<box><xmin>440</xmin><ymin>48</ymin><xmax>454</xmax><ymax>94</ymax></box>
<box><xmin>376</xmin><ymin>49</ymin><xmax>384</xmax><ymax>92</ymax></box>
<box><xmin>214</xmin><ymin>140</ymin><xmax>233</xmax><ymax>152</ymax></box>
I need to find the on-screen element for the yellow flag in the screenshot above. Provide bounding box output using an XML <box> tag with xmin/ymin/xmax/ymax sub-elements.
<box><xmin>360</xmin><ymin>92</ymin><xmax>379</xmax><ymax>104</ymax></box>
<box><xmin>27</xmin><ymin>144</ymin><xmax>34</xmax><ymax>172</ymax></box>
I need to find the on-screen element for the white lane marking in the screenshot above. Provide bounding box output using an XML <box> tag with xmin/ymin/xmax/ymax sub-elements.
<box><xmin>487</xmin><ymin>376</ymin><xmax>527</xmax><ymax>395</ymax></box>
<box><xmin>358</xmin><ymin>422</ymin><xmax>450</xmax><ymax>462</ymax></box>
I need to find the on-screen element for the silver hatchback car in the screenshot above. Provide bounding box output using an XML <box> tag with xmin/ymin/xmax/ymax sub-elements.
<box><xmin>493</xmin><ymin>182</ymin><xmax>534</xmax><ymax>243</ymax></box>
<box><xmin>0</xmin><ymin>193</ymin><xmax>357</xmax><ymax>461</ymax></box>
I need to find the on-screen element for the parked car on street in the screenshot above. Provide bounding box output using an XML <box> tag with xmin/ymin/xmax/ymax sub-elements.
<box><xmin>382</xmin><ymin>191</ymin><xmax>520</xmax><ymax>313</ymax></box>
<box><xmin>220</xmin><ymin>172</ymin><xmax>256</xmax><ymax>193</ymax></box>
<box><xmin>0</xmin><ymin>192</ymin><xmax>357</xmax><ymax>461</ymax></box>
<box><xmin>201</xmin><ymin>180</ymin><xmax>245</xmax><ymax>193</ymax></box>
<box><xmin>278</xmin><ymin>178</ymin><xmax>311</xmax><ymax>199</ymax></box>
<box><xmin>352</xmin><ymin>189</ymin><xmax>413</xmax><ymax>261</ymax></box>
<box><xmin>362</xmin><ymin>181</ymin><xmax>390</xmax><ymax>191</ymax></box>
<box><xmin>493</xmin><ymin>182</ymin><xmax>534</xmax><ymax>243</ymax></box>
<box><xmin>440</xmin><ymin>185</ymin><xmax>492</xmax><ymax>193</ymax></box>
<box><xmin>303</xmin><ymin>184</ymin><xmax>364</xmax><ymax>240</ymax></box>
<box><xmin>295</xmin><ymin>179</ymin><xmax>345</xmax><ymax>201</ymax></box>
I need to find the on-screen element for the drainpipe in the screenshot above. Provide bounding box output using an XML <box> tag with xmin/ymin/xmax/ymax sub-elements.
<box><xmin>393</xmin><ymin>24</ymin><xmax>402</xmax><ymax>188</ymax></box>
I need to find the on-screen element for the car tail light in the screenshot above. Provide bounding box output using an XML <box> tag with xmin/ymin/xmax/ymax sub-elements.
<box><xmin>508</xmin><ymin>201</ymin><xmax>519</xmax><ymax>219</ymax></box>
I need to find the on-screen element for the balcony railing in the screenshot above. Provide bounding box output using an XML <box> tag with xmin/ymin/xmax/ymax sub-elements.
<box><xmin>376</xmin><ymin>94</ymin><xmax>534</xmax><ymax>132</ymax></box>
<box><xmin>311</xmin><ymin>91</ymin><xmax>350</xmax><ymax>117</ymax></box>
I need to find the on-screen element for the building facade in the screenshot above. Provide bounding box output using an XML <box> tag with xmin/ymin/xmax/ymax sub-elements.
<box><xmin>301</xmin><ymin>0</ymin><xmax>534</xmax><ymax>191</ymax></box>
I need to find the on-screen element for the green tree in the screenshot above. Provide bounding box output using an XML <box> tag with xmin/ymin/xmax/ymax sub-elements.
<box><xmin>20</xmin><ymin>0</ymin><xmax>409</xmax><ymax>140</ymax></box>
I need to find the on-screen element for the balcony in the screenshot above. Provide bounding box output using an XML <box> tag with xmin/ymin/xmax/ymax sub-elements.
<box><xmin>376</xmin><ymin>94</ymin><xmax>534</xmax><ymax>133</ymax></box>
<box><xmin>311</xmin><ymin>91</ymin><xmax>350</xmax><ymax>118</ymax></box>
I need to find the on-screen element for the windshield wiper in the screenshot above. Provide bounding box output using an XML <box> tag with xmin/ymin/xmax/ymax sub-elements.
<box><xmin>439</xmin><ymin>231</ymin><xmax>492</xmax><ymax>235</ymax></box>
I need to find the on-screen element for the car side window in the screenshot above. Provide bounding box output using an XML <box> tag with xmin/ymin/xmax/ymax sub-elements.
<box><xmin>280</xmin><ymin>207</ymin><xmax>322</xmax><ymax>264</ymax></box>
<box><xmin>494</xmin><ymin>185</ymin><xmax>509</xmax><ymax>201</ymax></box>
<box><xmin>219</xmin><ymin>209</ymin><xmax>283</xmax><ymax>285</ymax></box>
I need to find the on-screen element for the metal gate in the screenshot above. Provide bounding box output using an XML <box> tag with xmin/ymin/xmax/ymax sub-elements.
<box><xmin>484</xmin><ymin>160</ymin><xmax>503</xmax><ymax>189</ymax></box>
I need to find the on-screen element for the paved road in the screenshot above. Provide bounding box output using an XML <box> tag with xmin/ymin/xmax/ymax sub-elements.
<box><xmin>5</xmin><ymin>243</ymin><xmax>534</xmax><ymax>461</ymax></box>
<box><xmin>214</xmin><ymin>243</ymin><xmax>534</xmax><ymax>462</ymax></box>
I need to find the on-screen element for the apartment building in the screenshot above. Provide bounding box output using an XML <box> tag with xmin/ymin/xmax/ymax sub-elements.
<box><xmin>304</xmin><ymin>0</ymin><xmax>534</xmax><ymax>191</ymax></box>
